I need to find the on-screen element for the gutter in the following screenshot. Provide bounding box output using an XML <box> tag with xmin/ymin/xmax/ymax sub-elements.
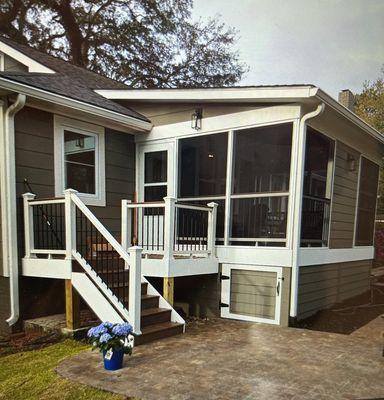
<box><xmin>0</xmin><ymin>76</ymin><xmax>152</xmax><ymax>132</ymax></box>
<box><xmin>2</xmin><ymin>94</ymin><xmax>26</xmax><ymax>326</ymax></box>
<box><xmin>290</xmin><ymin>103</ymin><xmax>325</xmax><ymax>320</ymax></box>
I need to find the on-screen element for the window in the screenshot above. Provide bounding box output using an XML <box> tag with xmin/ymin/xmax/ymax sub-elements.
<box><xmin>54</xmin><ymin>116</ymin><xmax>105</xmax><ymax>206</ymax></box>
<box><xmin>178</xmin><ymin>133</ymin><xmax>228</xmax><ymax>243</ymax></box>
<box><xmin>355</xmin><ymin>157</ymin><xmax>379</xmax><ymax>246</ymax></box>
<box><xmin>230</xmin><ymin>123</ymin><xmax>292</xmax><ymax>246</ymax></box>
<box><xmin>300</xmin><ymin>128</ymin><xmax>334</xmax><ymax>247</ymax></box>
<box><xmin>144</xmin><ymin>151</ymin><xmax>167</xmax><ymax>202</ymax></box>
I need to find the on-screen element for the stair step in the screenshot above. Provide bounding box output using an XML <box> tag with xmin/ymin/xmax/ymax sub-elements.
<box><xmin>135</xmin><ymin>322</ymin><xmax>184</xmax><ymax>345</ymax></box>
<box><xmin>141</xmin><ymin>294</ymin><xmax>159</xmax><ymax>310</ymax></box>
<box><xmin>141</xmin><ymin>308</ymin><xmax>172</xmax><ymax>327</ymax></box>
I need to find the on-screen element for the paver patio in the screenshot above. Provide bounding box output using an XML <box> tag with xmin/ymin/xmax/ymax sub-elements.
<box><xmin>57</xmin><ymin>318</ymin><xmax>384</xmax><ymax>400</ymax></box>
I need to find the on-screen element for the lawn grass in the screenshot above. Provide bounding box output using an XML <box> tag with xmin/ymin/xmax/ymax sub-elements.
<box><xmin>0</xmin><ymin>339</ymin><xmax>123</xmax><ymax>400</ymax></box>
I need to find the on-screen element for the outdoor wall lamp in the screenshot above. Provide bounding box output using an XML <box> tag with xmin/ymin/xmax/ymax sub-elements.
<box><xmin>191</xmin><ymin>108</ymin><xmax>203</xmax><ymax>130</ymax></box>
<box><xmin>347</xmin><ymin>154</ymin><xmax>356</xmax><ymax>172</ymax></box>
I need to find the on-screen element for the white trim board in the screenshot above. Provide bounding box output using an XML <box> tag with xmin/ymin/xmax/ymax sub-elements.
<box><xmin>299</xmin><ymin>247</ymin><xmax>374</xmax><ymax>266</ymax></box>
<box><xmin>22</xmin><ymin>258</ymin><xmax>72</xmax><ymax>279</ymax></box>
<box><xmin>54</xmin><ymin>115</ymin><xmax>106</xmax><ymax>206</ymax></box>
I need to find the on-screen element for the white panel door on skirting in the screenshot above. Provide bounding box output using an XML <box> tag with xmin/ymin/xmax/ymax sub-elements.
<box><xmin>221</xmin><ymin>264</ymin><xmax>282</xmax><ymax>325</ymax></box>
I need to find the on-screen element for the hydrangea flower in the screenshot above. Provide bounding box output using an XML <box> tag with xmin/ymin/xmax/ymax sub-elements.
<box><xmin>87</xmin><ymin>323</ymin><xmax>107</xmax><ymax>338</ymax></box>
<box><xmin>111</xmin><ymin>323</ymin><xmax>133</xmax><ymax>337</ymax></box>
<box><xmin>99</xmin><ymin>332</ymin><xmax>112</xmax><ymax>343</ymax></box>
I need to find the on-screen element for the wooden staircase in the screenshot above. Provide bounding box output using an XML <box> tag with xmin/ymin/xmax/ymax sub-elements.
<box><xmin>89</xmin><ymin>246</ymin><xmax>184</xmax><ymax>345</ymax></box>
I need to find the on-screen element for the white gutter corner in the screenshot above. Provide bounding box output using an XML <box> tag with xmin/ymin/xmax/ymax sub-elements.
<box><xmin>2</xmin><ymin>94</ymin><xmax>26</xmax><ymax>326</ymax></box>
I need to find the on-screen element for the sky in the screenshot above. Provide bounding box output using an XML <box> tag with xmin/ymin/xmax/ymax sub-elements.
<box><xmin>192</xmin><ymin>0</ymin><xmax>384</xmax><ymax>98</ymax></box>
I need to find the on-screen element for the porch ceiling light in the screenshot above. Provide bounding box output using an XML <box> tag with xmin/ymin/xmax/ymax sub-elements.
<box><xmin>191</xmin><ymin>108</ymin><xmax>203</xmax><ymax>130</ymax></box>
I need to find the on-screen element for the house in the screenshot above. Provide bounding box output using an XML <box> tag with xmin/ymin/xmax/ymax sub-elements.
<box><xmin>0</xmin><ymin>36</ymin><xmax>382</xmax><ymax>342</ymax></box>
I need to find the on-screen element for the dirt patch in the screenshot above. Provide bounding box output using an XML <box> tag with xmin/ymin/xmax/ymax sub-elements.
<box><xmin>297</xmin><ymin>271</ymin><xmax>384</xmax><ymax>335</ymax></box>
<box><xmin>0</xmin><ymin>331</ymin><xmax>63</xmax><ymax>357</ymax></box>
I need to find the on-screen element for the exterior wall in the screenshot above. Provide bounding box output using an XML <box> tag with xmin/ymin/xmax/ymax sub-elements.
<box><xmin>329</xmin><ymin>142</ymin><xmax>360</xmax><ymax>248</ymax></box>
<box><xmin>0</xmin><ymin>277</ymin><xmax>10</xmax><ymax>336</ymax></box>
<box><xmin>120</xmin><ymin>102</ymin><xmax>262</xmax><ymax>126</ymax></box>
<box><xmin>297</xmin><ymin>260</ymin><xmax>372</xmax><ymax>320</ymax></box>
<box><xmin>11</xmin><ymin>106</ymin><xmax>135</xmax><ymax>323</ymax></box>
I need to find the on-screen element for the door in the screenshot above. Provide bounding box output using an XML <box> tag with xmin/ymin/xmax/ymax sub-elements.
<box><xmin>221</xmin><ymin>264</ymin><xmax>283</xmax><ymax>325</ymax></box>
<box><xmin>137</xmin><ymin>143</ymin><xmax>174</xmax><ymax>248</ymax></box>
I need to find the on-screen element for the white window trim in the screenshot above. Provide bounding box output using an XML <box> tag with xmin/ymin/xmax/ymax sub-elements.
<box><xmin>54</xmin><ymin>115</ymin><xmax>106</xmax><ymax>206</ymax></box>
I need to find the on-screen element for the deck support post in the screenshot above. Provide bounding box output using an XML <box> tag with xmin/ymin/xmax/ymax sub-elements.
<box><xmin>121</xmin><ymin>199</ymin><xmax>132</xmax><ymax>250</ymax></box>
<box><xmin>129</xmin><ymin>246</ymin><xmax>142</xmax><ymax>335</ymax></box>
<box><xmin>163</xmin><ymin>197</ymin><xmax>176</xmax><ymax>265</ymax></box>
<box><xmin>65</xmin><ymin>279</ymin><xmax>80</xmax><ymax>330</ymax></box>
<box><xmin>163</xmin><ymin>277</ymin><xmax>174</xmax><ymax>306</ymax></box>
<box><xmin>207</xmin><ymin>202</ymin><xmax>218</xmax><ymax>258</ymax></box>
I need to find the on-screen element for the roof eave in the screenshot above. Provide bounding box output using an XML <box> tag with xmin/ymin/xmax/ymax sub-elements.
<box><xmin>315</xmin><ymin>88</ymin><xmax>384</xmax><ymax>145</ymax></box>
<box><xmin>0</xmin><ymin>76</ymin><xmax>152</xmax><ymax>132</ymax></box>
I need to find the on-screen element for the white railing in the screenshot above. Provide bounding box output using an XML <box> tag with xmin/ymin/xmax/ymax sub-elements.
<box><xmin>121</xmin><ymin>197</ymin><xmax>218</xmax><ymax>260</ymax></box>
<box><xmin>23</xmin><ymin>189</ymin><xmax>142</xmax><ymax>334</ymax></box>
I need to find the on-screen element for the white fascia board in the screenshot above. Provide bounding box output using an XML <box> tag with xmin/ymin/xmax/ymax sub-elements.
<box><xmin>95</xmin><ymin>86</ymin><xmax>319</xmax><ymax>102</ymax></box>
<box><xmin>0</xmin><ymin>41</ymin><xmax>55</xmax><ymax>74</ymax></box>
<box><xmin>0</xmin><ymin>77</ymin><xmax>152</xmax><ymax>132</ymax></box>
<box><xmin>315</xmin><ymin>89</ymin><xmax>384</xmax><ymax>145</ymax></box>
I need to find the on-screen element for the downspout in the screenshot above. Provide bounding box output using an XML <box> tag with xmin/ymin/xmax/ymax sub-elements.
<box><xmin>4</xmin><ymin>94</ymin><xmax>26</xmax><ymax>326</ymax></box>
<box><xmin>290</xmin><ymin>103</ymin><xmax>325</xmax><ymax>322</ymax></box>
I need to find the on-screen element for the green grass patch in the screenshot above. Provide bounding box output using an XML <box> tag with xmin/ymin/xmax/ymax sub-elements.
<box><xmin>0</xmin><ymin>339</ymin><xmax>123</xmax><ymax>400</ymax></box>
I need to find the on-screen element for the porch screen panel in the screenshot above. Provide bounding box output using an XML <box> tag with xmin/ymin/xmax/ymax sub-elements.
<box><xmin>300</xmin><ymin>128</ymin><xmax>334</xmax><ymax>247</ymax></box>
<box><xmin>230</xmin><ymin>123</ymin><xmax>292</xmax><ymax>246</ymax></box>
<box><xmin>178</xmin><ymin>132</ymin><xmax>228</xmax><ymax>243</ymax></box>
<box><xmin>355</xmin><ymin>157</ymin><xmax>379</xmax><ymax>246</ymax></box>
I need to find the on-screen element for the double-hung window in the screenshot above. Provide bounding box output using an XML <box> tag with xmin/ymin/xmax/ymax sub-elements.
<box><xmin>54</xmin><ymin>116</ymin><xmax>105</xmax><ymax>206</ymax></box>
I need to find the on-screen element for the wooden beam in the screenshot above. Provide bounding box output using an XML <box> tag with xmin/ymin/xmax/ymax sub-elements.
<box><xmin>65</xmin><ymin>279</ymin><xmax>80</xmax><ymax>330</ymax></box>
<box><xmin>163</xmin><ymin>277</ymin><xmax>174</xmax><ymax>306</ymax></box>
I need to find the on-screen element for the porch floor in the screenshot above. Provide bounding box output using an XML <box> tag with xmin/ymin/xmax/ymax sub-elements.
<box><xmin>57</xmin><ymin>317</ymin><xmax>384</xmax><ymax>400</ymax></box>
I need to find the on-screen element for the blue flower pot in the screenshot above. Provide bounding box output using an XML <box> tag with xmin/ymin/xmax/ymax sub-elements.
<box><xmin>103</xmin><ymin>349</ymin><xmax>124</xmax><ymax>371</ymax></box>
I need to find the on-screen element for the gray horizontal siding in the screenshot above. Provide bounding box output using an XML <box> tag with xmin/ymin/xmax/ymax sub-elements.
<box><xmin>297</xmin><ymin>260</ymin><xmax>371</xmax><ymax>320</ymax></box>
<box><xmin>329</xmin><ymin>142</ymin><xmax>360</xmax><ymax>249</ymax></box>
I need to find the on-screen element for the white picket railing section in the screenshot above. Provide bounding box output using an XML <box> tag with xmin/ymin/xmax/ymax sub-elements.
<box><xmin>121</xmin><ymin>197</ymin><xmax>218</xmax><ymax>260</ymax></box>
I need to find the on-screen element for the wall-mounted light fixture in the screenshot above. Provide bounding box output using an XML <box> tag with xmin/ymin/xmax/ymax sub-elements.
<box><xmin>347</xmin><ymin>154</ymin><xmax>356</xmax><ymax>172</ymax></box>
<box><xmin>191</xmin><ymin>108</ymin><xmax>203</xmax><ymax>131</ymax></box>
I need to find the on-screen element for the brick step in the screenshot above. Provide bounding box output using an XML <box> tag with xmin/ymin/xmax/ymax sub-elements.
<box><xmin>135</xmin><ymin>321</ymin><xmax>184</xmax><ymax>345</ymax></box>
<box><xmin>141</xmin><ymin>308</ymin><xmax>172</xmax><ymax>327</ymax></box>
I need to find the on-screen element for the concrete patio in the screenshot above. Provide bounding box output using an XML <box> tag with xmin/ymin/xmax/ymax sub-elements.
<box><xmin>57</xmin><ymin>317</ymin><xmax>384</xmax><ymax>400</ymax></box>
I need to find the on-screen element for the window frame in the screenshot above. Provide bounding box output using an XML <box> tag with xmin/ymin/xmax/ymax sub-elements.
<box><xmin>54</xmin><ymin>115</ymin><xmax>106</xmax><ymax>206</ymax></box>
<box><xmin>353</xmin><ymin>155</ymin><xmax>380</xmax><ymax>247</ymax></box>
<box><xmin>176</xmin><ymin>121</ymin><xmax>295</xmax><ymax>248</ymax></box>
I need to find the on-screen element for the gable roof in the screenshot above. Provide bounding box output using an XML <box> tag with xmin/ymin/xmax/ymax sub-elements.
<box><xmin>0</xmin><ymin>36</ymin><xmax>150</xmax><ymax>123</ymax></box>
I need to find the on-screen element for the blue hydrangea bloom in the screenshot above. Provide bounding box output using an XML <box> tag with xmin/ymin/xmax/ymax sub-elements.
<box><xmin>102</xmin><ymin>321</ymin><xmax>113</xmax><ymax>328</ymax></box>
<box><xmin>87</xmin><ymin>323</ymin><xmax>107</xmax><ymax>338</ymax></box>
<box><xmin>99</xmin><ymin>333</ymin><xmax>112</xmax><ymax>343</ymax></box>
<box><xmin>112</xmin><ymin>323</ymin><xmax>133</xmax><ymax>337</ymax></box>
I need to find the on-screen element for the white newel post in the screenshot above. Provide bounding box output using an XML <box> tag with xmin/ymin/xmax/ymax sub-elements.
<box><xmin>23</xmin><ymin>192</ymin><xmax>36</xmax><ymax>258</ymax></box>
<box><xmin>163</xmin><ymin>197</ymin><xmax>176</xmax><ymax>261</ymax></box>
<box><xmin>207</xmin><ymin>202</ymin><xmax>218</xmax><ymax>257</ymax></box>
<box><xmin>129</xmin><ymin>246</ymin><xmax>142</xmax><ymax>334</ymax></box>
<box><xmin>121</xmin><ymin>199</ymin><xmax>132</xmax><ymax>251</ymax></box>
<box><xmin>64</xmin><ymin>189</ymin><xmax>78</xmax><ymax>260</ymax></box>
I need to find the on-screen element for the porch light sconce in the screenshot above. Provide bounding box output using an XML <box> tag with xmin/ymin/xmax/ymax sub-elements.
<box><xmin>191</xmin><ymin>108</ymin><xmax>203</xmax><ymax>131</ymax></box>
<box><xmin>347</xmin><ymin>154</ymin><xmax>356</xmax><ymax>172</ymax></box>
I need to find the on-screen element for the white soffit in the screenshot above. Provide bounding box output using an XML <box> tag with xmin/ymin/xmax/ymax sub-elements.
<box><xmin>0</xmin><ymin>40</ymin><xmax>55</xmax><ymax>74</ymax></box>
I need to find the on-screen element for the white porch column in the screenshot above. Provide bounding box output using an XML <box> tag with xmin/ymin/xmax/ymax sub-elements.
<box><xmin>121</xmin><ymin>199</ymin><xmax>132</xmax><ymax>251</ymax></box>
<box><xmin>22</xmin><ymin>192</ymin><xmax>36</xmax><ymax>259</ymax></box>
<box><xmin>207</xmin><ymin>202</ymin><xmax>218</xmax><ymax>257</ymax></box>
<box><xmin>163</xmin><ymin>196</ymin><xmax>176</xmax><ymax>262</ymax></box>
<box><xmin>64</xmin><ymin>189</ymin><xmax>78</xmax><ymax>260</ymax></box>
<box><xmin>129</xmin><ymin>246</ymin><xmax>142</xmax><ymax>334</ymax></box>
